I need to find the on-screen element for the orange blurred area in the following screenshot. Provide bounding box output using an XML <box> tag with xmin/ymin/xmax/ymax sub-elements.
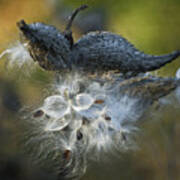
<box><xmin>0</xmin><ymin>0</ymin><xmax>51</xmax><ymax>50</ymax></box>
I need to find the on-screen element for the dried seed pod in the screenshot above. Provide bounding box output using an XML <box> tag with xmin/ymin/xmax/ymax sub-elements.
<box><xmin>118</xmin><ymin>76</ymin><xmax>180</xmax><ymax>103</ymax></box>
<box><xmin>72</xmin><ymin>32</ymin><xmax>180</xmax><ymax>74</ymax></box>
<box><xmin>16</xmin><ymin>5</ymin><xmax>180</xmax><ymax>74</ymax></box>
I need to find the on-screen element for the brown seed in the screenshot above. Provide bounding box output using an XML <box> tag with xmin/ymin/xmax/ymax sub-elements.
<box><xmin>77</xmin><ymin>130</ymin><xmax>83</xmax><ymax>140</ymax></box>
<box><xmin>63</xmin><ymin>149</ymin><xmax>71</xmax><ymax>160</ymax></box>
<box><xmin>82</xmin><ymin>117</ymin><xmax>89</xmax><ymax>125</ymax></box>
<box><xmin>94</xmin><ymin>99</ymin><xmax>104</xmax><ymax>104</ymax></box>
<box><xmin>121</xmin><ymin>132</ymin><xmax>126</xmax><ymax>141</ymax></box>
<box><xmin>33</xmin><ymin>110</ymin><xmax>44</xmax><ymax>118</ymax></box>
<box><xmin>45</xmin><ymin>114</ymin><xmax>50</xmax><ymax>119</ymax></box>
<box><xmin>104</xmin><ymin>115</ymin><xmax>111</xmax><ymax>121</ymax></box>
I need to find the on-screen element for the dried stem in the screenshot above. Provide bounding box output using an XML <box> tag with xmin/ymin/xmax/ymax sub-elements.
<box><xmin>64</xmin><ymin>5</ymin><xmax>88</xmax><ymax>48</ymax></box>
<box><xmin>65</xmin><ymin>5</ymin><xmax>88</xmax><ymax>32</ymax></box>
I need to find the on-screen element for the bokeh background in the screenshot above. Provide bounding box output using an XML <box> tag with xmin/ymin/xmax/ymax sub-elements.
<box><xmin>0</xmin><ymin>0</ymin><xmax>180</xmax><ymax>179</ymax></box>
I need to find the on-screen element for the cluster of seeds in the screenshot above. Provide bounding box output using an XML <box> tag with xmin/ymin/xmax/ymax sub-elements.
<box><xmin>21</xmin><ymin>73</ymin><xmax>143</xmax><ymax>178</ymax></box>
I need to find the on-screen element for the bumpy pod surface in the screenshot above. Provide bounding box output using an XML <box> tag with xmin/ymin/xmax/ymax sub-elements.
<box><xmin>72</xmin><ymin>32</ymin><xmax>180</xmax><ymax>73</ymax></box>
<box><xmin>17</xmin><ymin>20</ymin><xmax>180</xmax><ymax>74</ymax></box>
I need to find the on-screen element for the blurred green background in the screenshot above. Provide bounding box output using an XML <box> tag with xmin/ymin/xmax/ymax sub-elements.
<box><xmin>0</xmin><ymin>0</ymin><xmax>180</xmax><ymax>180</ymax></box>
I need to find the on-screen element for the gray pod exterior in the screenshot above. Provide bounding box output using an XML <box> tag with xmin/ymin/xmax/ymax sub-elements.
<box><xmin>17</xmin><ymin>20</ymin><xmax>72</xmax><ymax>71</ymax></box>
<box><xmin>17</xmin><ymin>21</ymin><xmax>180</xmax><ymax>73</ymax></box>
<box><xmin>117</xmin><ymin>76</ymin><xmax>180</xmax><ymax>102</ymax></box>
<box><xmin>71</xmin><ymin>32</ymin><xmax>180</xmax><ymax>73</ymax></box>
